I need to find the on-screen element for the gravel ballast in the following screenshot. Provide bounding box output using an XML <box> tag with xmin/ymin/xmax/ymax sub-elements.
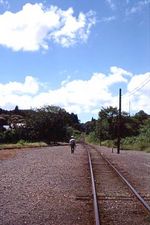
<box><xmin>0</xmin><ymin>144</ymin><xmax>150</xmax><ymax>225</ymax></box>
<box><xmin>0</xmin><ymin>145</ymin><xmax>94</xmax><ymax>225</ymax></box>
<box><xmin>95</xmin><ymin>146</ymin><xmax>150</xmax><ymax>207</ymax></box>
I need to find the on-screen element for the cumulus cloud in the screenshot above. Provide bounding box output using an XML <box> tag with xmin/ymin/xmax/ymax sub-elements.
<box><xmin>0</xmin><ymin>3</ymin><xmax>96</xmax><ymax>51</ymax></box>
<box><xmin>1</xmin><ymin>67</ymin><xmax>150</xmax><ymax>120</ymax></box>
<box><xmin>127</xmin><ymin>72</ymin><xmax>150</xmax><ymax>94</ymax></box>
<box><xmin>122</xmin><ymin>72</ymin><xmax>150</xmax><ymax>113</ymax></box>
<box><xmin>0</xmin><ymin>76</ymin><xmax>40</xmax><ymax>95</ymax></box>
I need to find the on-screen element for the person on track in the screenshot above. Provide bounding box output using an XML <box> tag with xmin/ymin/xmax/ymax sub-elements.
<box><xmin>69</xmin><ymin>136</ymin><xmax>76</xmax><ymax>153</ymax></box>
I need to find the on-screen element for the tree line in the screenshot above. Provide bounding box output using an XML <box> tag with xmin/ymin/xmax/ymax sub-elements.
<box><xmin>0</xmin><ymin>106</ymin><xmax>81</xmax><ymax>144</ymax></box>
<box><xmin>0</xmin><ymin>105</ymin><xmax>150</xmax><ymax>150</ymax></box>
<box><xmin>83</xmin><ymin>106</ymin><xmax>150</xmax><ymax>150</ymax></box>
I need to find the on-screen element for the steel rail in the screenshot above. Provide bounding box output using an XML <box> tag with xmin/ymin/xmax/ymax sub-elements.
<box><xmin>87</xmin><ymin>149</ymin><xmax>101</xmax><ymax>225</ymax></box>
<box><xmin>99</xmin><ymin>151</ymin><xmax>150</xmax><ymax>213</ymax></box>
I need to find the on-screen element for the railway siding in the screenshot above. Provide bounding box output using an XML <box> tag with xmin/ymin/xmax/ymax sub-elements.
<box><xmin>94</xmin><ymin>145</ymin><xmax>150</xmax><ymax>204</ymax></box>
<box><xmin>87</xmin><ymin>144</ymin><xmax>150</xmax><ymax>224</ymax></box>
<box><xmin>87</xmin><ymin>146</ymin><xmax>150</xmax><ymax>225</ymax></box>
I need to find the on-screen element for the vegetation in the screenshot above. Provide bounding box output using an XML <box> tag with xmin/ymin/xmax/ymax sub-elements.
<box><xmin>83</xmin><ymin>107</ymin><xmax>150</xmax><ymax>152</ymax></box>
<box><xmin>0</xmin><ymin>105</ymin><xmax>82</xmax><ymax>146</ymax></box>
<box><xmin>121</xmin><ymin>119</ymin><xmax>150</xmax><ymax>152</ymax></box>
<box><xmin>0</xmin><ymin>141</ymin><xmax>47</xmax><ymax>150</ymax></box>
<box><xmin>0</xmin><ymin>105</ymin><xmax>150</xmax><ymax>152</ymax></box>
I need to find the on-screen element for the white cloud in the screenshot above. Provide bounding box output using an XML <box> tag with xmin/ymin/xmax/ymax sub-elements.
<box><xmin>99</xmin><ymin>16</ymin><xmax>116</xmax><ymax>23</ymax></box>
<box><xmin>126</xmin><ymin>0</ymin><xmax>150</xmax><ymax>15</ymax></box>
<box><xmin>105</xmin><ymin>0</ymin><xmax>116</xmax><ymax>10</ymax></box>
<box><xmin>107</xmin><ymin>66</ymin><xmax>132</xmax><ymax>85</ymax></box>
<box><xmin>0</xmin><ymin>3</ymin><xmax>96</xmax><ymax>51</ymax></box>
<box><xmin>122</xmin><ymin>72</ymin><xmax>150</xmax><ymax>114</ymax></box>
<box><xmin>50</xmin><ymin>9</ymin><xmax>96</xmax><ymax>47</ymax></box>
<box><xmin>0</xmin><ymin>76</ymin><xmax>40</xmax><ymax>95</ymax></box>
<box><xmin>61</xmin><ymin>75</ymin><xmax>71</xmax><ymax>86</ymax></box>
<box><xmin>1</xmin><ymin>67</ymin><xmax>149</xmax><ymax>120</ymax></box>
<box><xmin>127</xmin><ymin>72</ymin><xmax>150</xmax><ymax>95</ymax></box>
<box><xmin>0</xmin><ymin>0</ymin><xmax>9</xmax><ymax>7</ymax></box>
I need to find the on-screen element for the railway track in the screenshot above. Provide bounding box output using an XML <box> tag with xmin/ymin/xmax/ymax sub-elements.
<box><xmin>84</xmin><ymin>143</ymin><xmax>150</xmax><ymax>225</ymax></box>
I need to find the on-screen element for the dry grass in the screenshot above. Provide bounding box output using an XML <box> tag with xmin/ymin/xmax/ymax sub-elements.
<box><xmin>0</xmin><ymin>142</ymin><xmax>48</xmax><ymax>160</ymax></box>
<box><xmin>0</xmin><ymin>142</ymin><xmax>47</xmax><ymax>150</ymax></box>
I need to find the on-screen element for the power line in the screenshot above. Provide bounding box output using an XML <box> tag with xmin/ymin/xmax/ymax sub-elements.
<box><xmin>122</xmin><ymin>75</ymin><xmax>150</xmax><ymax>115</ymax></box>
<box><xmin>126</xmin><ymin>75</ymin><xmax>150</xmax><ymax>97</ymax></box>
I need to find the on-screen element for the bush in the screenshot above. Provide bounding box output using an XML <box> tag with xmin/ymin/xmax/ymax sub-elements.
<box><xmin>121</xmin><ymin>136</ymin><xmax>150</xmax><ymax>151</ymax></box>
<box><xmin>85</xmin><ymin>132</ymin><xmax>99</xmax><ymax>144</ymax></box>
<box><xmin>101</xmin><ymin>140</ymin><xmax>114</xmax><ymax>147</ymax></box>
<box><xmin>0</xmin><ymin>130</ymin><xmax>17</xmax><ymax>144</ymax></box>
<box><xmin>17</xmin><ymin>139</ymin><xmax>26</xmax><ymax>145</ymax></box>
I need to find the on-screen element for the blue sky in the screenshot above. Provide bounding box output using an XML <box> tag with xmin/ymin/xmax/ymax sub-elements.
<box><xmin>0</xmin><ymin>0</ymin><xmax>150</xmax><ymax>122</ymax></box>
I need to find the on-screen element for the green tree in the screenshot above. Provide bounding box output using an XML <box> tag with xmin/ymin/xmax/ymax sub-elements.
<box><xmin>25</xmin><ymin>106</ymin><xmax>78</xmax><ymax>144</ymax></box>
<box><xmin>97</xmin><ymin>106</ymin><xmax>118</xmax><ymax>141</ymax></box>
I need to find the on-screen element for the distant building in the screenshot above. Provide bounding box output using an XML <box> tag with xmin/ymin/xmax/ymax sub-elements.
<box><xmin>11</xmin><ymin>123</ymin><xmax>26</xmax><ymax>129</ymax></box>
<box><xmin>3</xmin><ymin>125</ymin><xmax>11</xmax><ymax>130</ymax></box>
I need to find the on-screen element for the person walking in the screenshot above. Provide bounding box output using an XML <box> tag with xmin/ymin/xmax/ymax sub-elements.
<box><xmin>69</xmin><ymin>136</ymin><xmax>76</xmax><ymax>153</ymax></box>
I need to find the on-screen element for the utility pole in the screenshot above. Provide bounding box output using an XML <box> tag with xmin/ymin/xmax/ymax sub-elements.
<box><xmin>117</xmin><ymin>88</ymin><xmax>121</xmax><ymax>154</ymax></box>
<box><xmin>129</xmin><ymin>98</ymin><xmax>131</xmax><ymax>117</ymax></box>
<box><xmin>99</xmin><ymin>119</ymin><xmax>101</xmax><ymax>146</ymax></box>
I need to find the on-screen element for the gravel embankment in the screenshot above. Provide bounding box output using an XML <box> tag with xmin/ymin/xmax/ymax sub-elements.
<box><xmin>0</xmin><ymin>145</ymin><xmax>94</xmax><ymax>225</ymax></box>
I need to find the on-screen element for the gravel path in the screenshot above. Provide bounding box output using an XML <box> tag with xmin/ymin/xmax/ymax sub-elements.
<box><xmin>0</xmin><ymin>145</ymin><xmax>94</xmax><ymax>225</ymax></box>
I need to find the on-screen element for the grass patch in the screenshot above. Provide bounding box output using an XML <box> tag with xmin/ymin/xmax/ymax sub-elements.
<box><xmin>85</xmin><ymin>132</ymin><xmax>100</xmax><ymax>145</ymax></box>
<box><xmin>0</xmin><ymin>142</ymin><xmax>48</xmax><ymax>150</ymax></box>
<box><xmin>145</xmin><ymin>147</ymin><xmax>150</xmax><ymax>153</ymax></box>
<box><xmin>101</xmin><ymin>140</ymin><xmax>114</xmax><ymax>148</ymax></box>
<box><xmin>0</xmin><ymin>141</ymin><xmax>48</xmax><ymax>160</ymax></box>
<box><xmin>121</xmin><ymin>142</ymin><xmax>150</xmax><ymax>152</ymax></box>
